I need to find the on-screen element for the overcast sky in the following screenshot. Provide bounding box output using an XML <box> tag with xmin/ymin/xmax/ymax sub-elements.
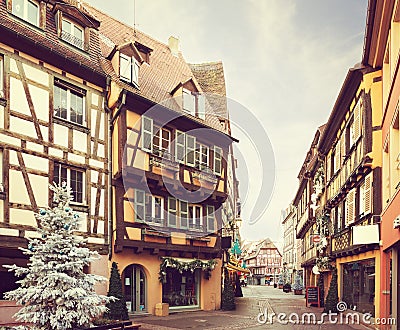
<box><xmin>85</xmin><ymin>0</ymin><xmax>368</xmax><ymax>248</ymax></box>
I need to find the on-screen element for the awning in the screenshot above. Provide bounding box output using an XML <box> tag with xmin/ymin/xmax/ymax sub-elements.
<box><xmin>226</xmin><ymin>263</ymin><xmax>250</xmax><ymax>274</ymax></box>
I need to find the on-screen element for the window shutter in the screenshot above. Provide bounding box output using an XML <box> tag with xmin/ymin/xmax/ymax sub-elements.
<box><xmin>353</xmin><ymin>98</ymin><xmax>362</xmax><ymax>141</ymax></box>
<box><xmin>345</xmin><ymin>189</ymin><xmax>355</xmax><ymax>226</ymax></box>
<box><xmin>340</xmin><ymin>133</ymin><xmax>346</xmax><ymax>160</ymax></box>
<box><xmin>175</xmin><ymin>131</ymin><xmax>185</xmax><ymax>163</ymax></box>
<box><xmin>364</xmin><ymin>171</ymin><xmax>373</xmax><ymax>215</ymax></box>
<box><xmin>198</xmin><ymin>94</ymin><xmax>206</xmax><ymax>120</ymax></box>
<box><xmin>180</xmin><ymin>201</ymin><xmax>188</xmax><ymax>228</ymax></box>
<box><xmin>168</xmin><ymin>197</ymin><xmax>177</xmax><ymax>227</ymax></box>
<box><xmin>134</xmin><ymin>189</ymin><xmax>145</xmax><ymax>222</ymax></box>
<box><xmin>141</xmin><ymin>116</ymin><xmax>153</xmax><ymax>152</ymax></box>
<box><xmin>206</xmin><ymin>205</ymin><xmax>215</xmax><ymax>232</ymax></box>
<box><xmin>334</xmin><ymin>143</ymin><xmax>341</xmax><ymax>173</ymax></box>
<box><xmin>133</xmin><ymin>60</ymin><xmax>140</xmax><ymax>86</ymax></box>
<box><xmin>326</xmin><ymin>151</ymin><xmax>331</xmax><ymax>182</ymax></box>
<box><xmin>186</xmin><ymin>134</ymin><xmax>196</xmax><ymax>166</ymax></box>
<box><xmin>214</xmin><ymin>146</ymin><xmax>223</xmax><ymax>175</ymax></box>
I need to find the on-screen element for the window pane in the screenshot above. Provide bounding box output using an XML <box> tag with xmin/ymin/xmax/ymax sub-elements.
<box><xmin>0</xmin><ymin>57</ymin><xmax>3</xmax><ymax>98</ymax></box>
<box><xmin>183</xmin><ymin>89</ymin><xmax>195</xmax><ymax>115</ymax></box>
<box><xmin>54</xmin><ymin>85</ymin><xmax>68</xmax><ymax>120</ymax></box>
<box><xmin>133</xmin><ymin>61</ymin><xmax>140</xmax><ymax>85</ymax></box>
<box><xmin>73</xmin><ymin>25</ymin><xmax>83</xmax><ymax>40</ymax></box>
<box><xmin>12</xmin><ymin>0</ymin><xmax>24</xmax><ymax>17</ymax></box>
<box><xmin>120</xmin><ymin>55</ymin><xmax>132</xmax><ymax>82</ymax></box>
<box><xmin>27</xmin><ymin>0</ymin><xmax>38</xmax><ymax>25</ymax></box>
<box><xmin>180</xmin><ymin>201</ymin><xmax>188</xmax><ymax>228</ymax></box>
<box><xmin>62</xmin><ymin>19</ymin><xmax>72</xmax><ymax>34</ymax></box>
<box><xmin>70</xmin><ymin>91</ymin><xmax>84</xmax><ymax>125</ymax></box>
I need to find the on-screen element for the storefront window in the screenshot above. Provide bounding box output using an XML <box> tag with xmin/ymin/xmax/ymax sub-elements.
<box><xmin>342</xmin><ymin>258</ymin><xmax>375</xmax><ymax>316</ymax></box>
<box><xmin>162</xmin><ymin>268</ymin><xmax>200</xmax><ymax>308</ymax></box>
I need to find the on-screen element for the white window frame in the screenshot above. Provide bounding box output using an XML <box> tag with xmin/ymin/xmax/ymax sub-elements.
<box><xmin>141</xmin><ymin>116</ymin><xmax>153</xmax><ymax>153</ymax></box>
<box><xmin>214</xmin><ymin>146</ymin><xmax>223</xmax><ymax>176</ymax></box>
<box><xmin>180</xmin><ymin>200</ymin><xmax>188</xmax><ymax>229</ymax></box>
<box><xmin>189</xmin><ymin>204</ymin><xmax>203</xmax><ymax>231</ymax></box>
<box><xmin>145</xmin><ymin>194</ymin><xmax>164</xmax><ymax>225</ymax></box>
<box><xmin>197</xmin><ymin>93</ymin><xmax>206</xmax><ymax>120</ymax></box>
<box><xmin>120</xmin><ymin>53</ymin><xmax>140</xmax><ymax>86</ymax></box>
<box><xmin>186</xmin><ymin>135</ymin><xmax>196</xmax><ymax>167</ymax></box>
<box><xmin>167</xmin><ymin>197</ymin><xmax>177</xmax><ymax>227</ymax></box>
<box><xmin>195</xmin><ymin>143</ymin><xmax>209</xmax><ymax>170</ymax></box>
<box><xmin>54</xmin><ymin>163</ymin><xmax>85</xmax><ymax>204</ymax></box>
<box><xmin>61</xmin><ymin>17</ymin><xmax>84</xmax><ymax>50</ymax></box>
<box><xmin>0</xmin><ymin>56</ymin><xmax>3</xmax><ymax>98</ymax></box>
<box><xmin>206</xmin><ymin>205</ymin><xmax>215</xmax><ymax>232</ymax></box>
<box><xmin>359</xmin><ymin>183</ymin><xmax>365</xmax><ymax>217</ymax></box>
<box><xmin>54</xmin><ymin>83</ymin><xmax>86</xmax><ymax>126</ymax></box>
<box><xmin>12</xmin><ymin>0</ymin><xmax>39</xmax><ymax>26</ymax></box>
<box><xmin>183</xmin><ymin>88</ymin><xmax>195</xmax><ymax>116</ymax></box>
<box><xmin>175</xmin><ymin>130</ymin><xmax>186</xmax><ymax>164</ymax></box>
<box><xmin>134</xmin><ymin>189</ymin><xmax>145</xmax><ymax>222</ymax></box>
<box><xmin>153</xmin><ymin>126</ymin><xmax>171</xmax><ymax>156</ymax></box>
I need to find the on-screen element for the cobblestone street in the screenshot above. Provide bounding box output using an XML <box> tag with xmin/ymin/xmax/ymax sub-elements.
<box><xmin>132</xmin><ymin>285</ymin><xmax>375</xmax><ymax>330</ymax></box>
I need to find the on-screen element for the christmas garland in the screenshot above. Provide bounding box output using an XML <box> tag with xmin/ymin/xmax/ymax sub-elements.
<box><xmin>158</xmin><ymin>257</ymin><xmax>217</xmax><ymax>283</ymax></box>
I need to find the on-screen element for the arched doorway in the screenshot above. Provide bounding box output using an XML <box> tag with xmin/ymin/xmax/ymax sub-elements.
<box><xmin>122</xmin><ymin>264</ymin><xmax>147</xmax><ymax>313</ymax></box>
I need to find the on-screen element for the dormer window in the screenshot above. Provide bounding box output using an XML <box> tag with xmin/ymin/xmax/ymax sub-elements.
<box><xmin>182</xmin><ymin>88</ymin><xmax>205</xmax><ymax>119</ymax></box>
<box><xmin>61</xmin><ymin>18</ymin><xmax>84</xmax><ymax>50</ymax></box>
<box><xmin>120</xmin><ymin>53</ymin><xmax>140</xmax><ymax>87</ymax></box>
<box><xmin>12</xmin><ymin>0</ymin><xmax>39</xmax><ymax>26</ymax></box>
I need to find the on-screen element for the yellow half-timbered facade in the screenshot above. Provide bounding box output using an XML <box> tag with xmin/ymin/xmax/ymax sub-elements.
<box><xmin>0</xmin><ymin>0</ymin><xmax>109</xmax><ymax>323</ymax></box>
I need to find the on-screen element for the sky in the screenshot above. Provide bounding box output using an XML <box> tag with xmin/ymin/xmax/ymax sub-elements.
<box><xmin>85</xmin><ymin>0</ymin><xmax>368</xmax><ymax>248</ymax></box>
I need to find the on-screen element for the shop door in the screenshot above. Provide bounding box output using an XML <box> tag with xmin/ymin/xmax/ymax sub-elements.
<box><xmin>123</xmin><ymin>264</ymin><xmax>146</xmax><ymax>313</ymax></box>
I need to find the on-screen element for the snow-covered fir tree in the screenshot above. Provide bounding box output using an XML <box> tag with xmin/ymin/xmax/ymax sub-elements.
<box><xmin>4</xmin><ymin>182</ymin><xmax>114</xmax><ymax>329</ymax></box>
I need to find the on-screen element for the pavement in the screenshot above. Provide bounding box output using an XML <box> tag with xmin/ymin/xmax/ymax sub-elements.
<box><xmin>131</xmin><ymin>285</ymin><xmax>377</xmax><ymax>330</ymax></box>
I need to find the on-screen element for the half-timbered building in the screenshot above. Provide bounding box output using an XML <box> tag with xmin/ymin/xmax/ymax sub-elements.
<box><xmin>88</xmin><ymin>5</ymin><xmax>237</xmax><ymax>315</ymax></box>
<box><xmin>0</xmin><ymin>0</ymin><xmax>110</xmax><ymax>323</ymax></box>
<box><xmin>294</xmin><ymin>126</ymin><xmax>325</xmax><ymax>289</ymax></box>
<box><xmin>319</xmin><ymin>64</ymin><xmax>382</xmax><ymax>317</ymax></box>
<box><xmin>362</xmin><ymin>0</ymin><xmax>400</xmax><ymax>326</ymax></box>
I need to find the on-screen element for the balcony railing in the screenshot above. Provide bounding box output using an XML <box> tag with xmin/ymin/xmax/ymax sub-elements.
<box><xmin>149</xmin><ymin>149</ymin><xmax>179</xmax><ymax>172</ymax></box>
<box><xmin>144</xmin><ymin>216</ymin><xmax>164</xmax><ymax>226</ymax></box>
<box><xmin>192</xmin><ymin>165</ymin><xmax>218</xmax><ymax>184</ymax></box>
<box><xmin>188</xmin><ymin>223</ymin><xmax>204</xmax><ymax>231</ymax></box>
<box><xmin>327</xmin><ymin>139</ymin><xmax>363</xmax><ymax>200</ymax></box>
<box><xmin>60</xmin><ymin>30</ymin><xmax>84</xmax><ymax>50</ymax></box>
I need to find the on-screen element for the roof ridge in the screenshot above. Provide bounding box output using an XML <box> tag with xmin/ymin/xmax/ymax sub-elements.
<box><xmin>82</xmin><ymin>0</ymin><xmax>174</xmax><ymax>51</ymax></box>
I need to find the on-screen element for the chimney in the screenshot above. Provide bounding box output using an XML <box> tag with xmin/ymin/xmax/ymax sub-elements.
<box><xmin>168</xmin><ymin>36</ymin><xmax>179</xmax><ymax>56</ymax></box>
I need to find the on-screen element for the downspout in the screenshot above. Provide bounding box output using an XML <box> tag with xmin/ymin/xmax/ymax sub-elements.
<box><xmin>106</xmin><ymin>80</ymin><xmax>127</xmax><ymax>261</ymax></box>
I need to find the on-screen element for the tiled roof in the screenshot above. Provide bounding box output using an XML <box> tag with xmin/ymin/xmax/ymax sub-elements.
<box><xmin>189</xmin><ymin>61</ymin><xmax>228</xmax><ymax>119</ymax></box>
<box><xmin>83</xmin><ymin>2</ymin><xmax>230</xmax><ymax>135</ymax></box>
<box><xmin>0</xmin><ymin>1</ymin><xmax>104</xmax><ymax>82</ymax></box>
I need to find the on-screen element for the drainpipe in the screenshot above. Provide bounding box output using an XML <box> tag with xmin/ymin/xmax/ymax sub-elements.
<box><xmin>106</xmin><ymin>81</ymin><xmax>127</xmax><ymax>261</ymax></box>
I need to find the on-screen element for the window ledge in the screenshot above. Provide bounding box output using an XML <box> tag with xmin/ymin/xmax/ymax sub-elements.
<box><xmin>53</xmin><ymin>116</ymin><xmax>89</xmax><ymax>134</ymax></box>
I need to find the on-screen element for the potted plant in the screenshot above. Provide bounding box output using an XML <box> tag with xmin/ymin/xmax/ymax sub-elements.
<box><xmin>283</xmin><ymin>283</ymin><xmax>291</xmax><ymax>293</ymax></box>
<box><xmin>292</xmin><ymin>272</ymin><xmax>304</xmax><ymax>295</ymax></box>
